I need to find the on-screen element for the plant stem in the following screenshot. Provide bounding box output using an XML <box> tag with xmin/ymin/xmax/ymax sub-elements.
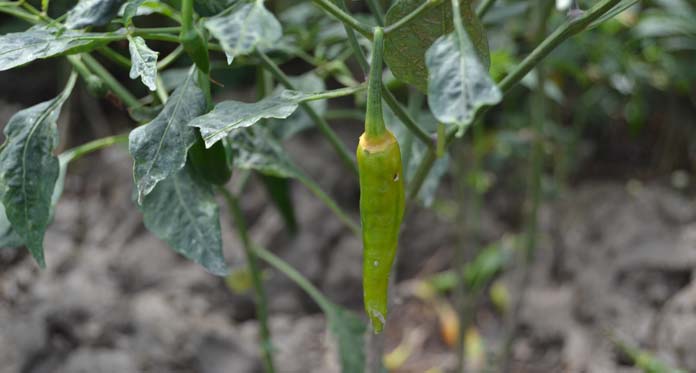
<box><xmin>219</xmin><ymin>188</ymin><xmax>276</xmax><ymax>373</ymax></box>
<box><xmin>295</xmin><ymin>173</ymin><xmax>361</xmax><ymax>237</ymax></box>
<box><xmin>301</xmin><ymin>84</ymin><xmax>367</xmax><ymax>102</ymax></box>
<box><xmin>157</xmin><ymin>45</ymin><xmax>184</xmax><ymax>70</ymax></box>
<box><xmin>80</xmin><ymin>54</ymin><xmax>140</xmax><ymax>109</ymax></box>
<box><xmin>255</xmin><ymin>50</ymin><xmax>358</xmax><ymax>175</ymax></box>
<box><xmin>365</xmin><ymin>0</ymin><xmax>385</xmax><ymax>26</ymax></box>
<box><xmin>405</xmin><ymin>0</ymin><xmax>624</xmax><ymax>202</ymax></box>
<box><xmin>310</xmin><ymin>0</ymin><xmax>373</xmax><ymax>39</ymax></box>
<box><xmin>60</xmin><ymin>133</ymin><xmax>129</xmax><ymax>163</ymax></box>
<box><xmin>476</xmin><ymin>0</ymin><xmax>496</xmax><ymax>18</ymax></box>
<box><xmin>384</xmin><ymin>0</ymin><xmax>441</xmax><ymax>34</ymax></box>
<box><xmin>0</xmin><ymin>4</ymin><xmax>40</xmax><ymax>23</ymax></box>
<box><xmin>382</xmin><ymin>88</ymin><xmax>434</xmax><ymax>148</ymax></box>
<box><xmin>252</xmin><ymin>245</ymin><xmax>334</xmax><ymax>312</ymax></box>
<box><xmin>498</xmin><ymin>0</ymin><xmax>622</xmax><ymax>93</ymax></box>
<box><xmin>499</xmin><ymin>1</ymin><xmax>551</xmax><ymax>370</ymax></box>
<box><xmin>337</xmin><ymin>0</ymin><xmax>434</xmax><ymax>149</ymax></box>
<box><xmin>97</xmin><ymin>46</ymin><xmax>132</xmax><ymax>69</ymax></box>
<box><xmin>365</xmin><ymin>27</ymin><xmax>386</xmax><ymax>138</ymax></box>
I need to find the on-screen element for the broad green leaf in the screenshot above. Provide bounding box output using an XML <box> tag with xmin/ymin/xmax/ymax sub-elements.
<box><xmin>384</xmin><ymin>108</ymin><xmax>448</xmax><ymax>207</ymax></box>
<box><xmin>227</xmin><ymin>126</ymin><xmax>300</xmax><ymax>178</ymax></box>
<box><xmin>269</xmin><ymin>72</ymin><xmax>327</xmax><ymax>140</ymax></box>
<box><xmin>65</xmin><ymin>0</ymin><xmax>126</xmax><ymax>29</ymax></box>
<box><xmin>129</xmin><ymin>70</ymin><xmax>205</xmax><ymax>203</ymax></box>
<box><xmin>384</xmin><ymin>0</ymin><xmax>489</xmax><ymax>92</ymax></box>
<box><xmin>325</xmin><ymin>303</ymin><xmax>366</xmax><ymax>373</ymax></box>
<box><xmin>127</xmin><ymin>36</ymin><xmax>158</xmax><ymax>91</ymax></box>
<box><xmin>425</xmin><ymin>2</ymin><xmax>501</xmax><ymax>131</ymax></box>
<box><xmin>139</xmin><ymin>164</ymin><xmax>229</xmax><ymax>276</ymax></box>
<box><xmin>205</xmin><ymin>0</ymin><xmax>282</xmax><ymax>64</ymax></box>
<box><xmin>188</xmin><ymin>90</ymin><xmax>309</xmax><ymax>148</ymax></box>
<box><xmin>0</xmin><ymin>26</ymin><xmax>106</xmax><ymax>71</ymax></box>
<box><xmin>0</xmin><ymin>80</ymin><xmax>74</xmax><ymax>265</ymax></box>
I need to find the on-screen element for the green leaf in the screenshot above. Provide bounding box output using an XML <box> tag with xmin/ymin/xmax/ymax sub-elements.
<box><xmin>129</xmin><ymin>70</ymin><xmax>205</xmax><ymax>203</ymax></box>
<box><xmin>268</xmin><ymin>72</ymin><xmax>326</xmax><ymax>140</ymax></box>
<box><xmin>0</xmin><ymin>79</ymin><xmax>74</xmax><ymax>266</ymax></box>
<box><xmin>139</xmin><ymin>164</ymin><xmax>229</xmax><ymax>276</ymax></box>
<box><xmin>188</xmin><ymin>90</ymin><xmax>309</xmax><ymax>148</ymax></box>
<box><xmin>65</xmin><ymin>0</ymin><xmax>126</xmax><ymax>29</ymax></box>
<box><xmin>325</xmin><ymin>303</ymin><xmax>367</xmax><ymax>373</ymax></box>
<box><xmin>384</xmin><ymin>0</ymin><xmax>489</xmax><ymax>92</ymax></box>
<box><xmin>227</xmin><ymin>126</ymin><xmax>300</xmax><ymax>178</ymax></box>
<box><xmin>127</xmin><ymin>36</ymin><xmax>158</xmax><ymax>91</ymax></box>
<box><xmin>0</xmin><ymin>26</ymin><xmax>106</xmax><ymax>72</ymax></box>
<box><xmin>0</xmin><ymin>154</ymin><xmax>70</xmax><ymax>249</ymax></box>
<box><xmin>425</xmin><ymin>2</ymin><xmax>501</xmax><ymax>131</ymax></box>
<box><xmin>205</xmin><ymin>0</ymin><xmax>282</xmax><ymax>64</ymax></box>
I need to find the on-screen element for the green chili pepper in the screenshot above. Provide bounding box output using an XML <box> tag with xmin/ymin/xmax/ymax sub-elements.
<box><xmin>357</xmin><ymin>27</ymin><xmax>405</xmax><ymax>334</ymax></box>
<box><xmin>188</xmin><ymin>132</ymin><xmax>233</xmax><ymax>185</ymax></box>
<box><xmin>180</xmin><ymin>28</ymin><xmax>210</xmax><ymax>74</ymax></box>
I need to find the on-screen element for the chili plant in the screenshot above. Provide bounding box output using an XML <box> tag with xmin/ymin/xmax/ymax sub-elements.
<box><xmin>0</xmin><ymin>0</ymin><xmax>638</xmax><ymax>371</ymax></box>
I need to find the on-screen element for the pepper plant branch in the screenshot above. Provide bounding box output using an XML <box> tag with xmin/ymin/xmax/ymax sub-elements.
<box><xmin>252</xmin><ymin>244</ymin><xmax>334</xmax><ymax>312</ymax></box>
<box><xmin>337</xmin><ymin>0</ymin><xmax>434</xmax><ymax>149</ymax></box>
<box><xmin>60</xmin><ymin>133</ymin><xmax>129</xmax><ymax>163</ymax></box>
<box><xmin>384</xmin><ymin>0</ymin><xmax>442</xmax><ymax>34</ymax></box>
<box><xmin>219</xmin><ymin>188</ymin><xmax>276</xmax><ymax>373</ymax></box>
<box><xmin>498</xmin><ymin>0</ymin><xmax>623</xmax><ymax>93</ymax></box>
<box><xmin>365</xmin><ymin>0</ymin><xmax>385</xmax><ymax>26</ymax></box>
<box><xmin>81</xmin><ymin>53</ymin><xmax>141</xmax><ymax>109</ymax></box>
<box><xmin>0</xmin><ymin>4</ymin><xmax>40</xmax><ymax>23</ymax></box>
<box><xmin>301</xmin><ymin>83</ymin><xmax>367</xmax><ymax>102</ymax></box>
<box><xmin>157</xmin><ymin>45</ymin><xmax>184</xmax><ymax>70</ymax></box>
<box><xmin>295</xmin><ymin>173</ymin><xmax>361</xmax><ymax>237</ymax></box>
<box><xmin>476</xmin><ymin>0</ymin><xmax>497</xmax><ymax>18</ymax></box>
<box><xmin>405</xmin><ymin>0</ymin><xmax>625</xmax><ymax>202</ymax></box>
<box><xmin>310</xmin><ymin>0</ymin><xmax>373</xmax><ymax>39</ymax></box>
<box><xmin>97</xmin><ymin>46</ymin><xmax>132</xmax><ymax>69</ymax></box>
<box><xmin>255</xmin><ymin>50</ymin><xmax>358</xmax><ymax>175</ymax></box>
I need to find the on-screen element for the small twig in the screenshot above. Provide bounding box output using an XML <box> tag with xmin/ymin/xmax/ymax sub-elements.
<box><xmin>384</xmin><ymin>0</ymin><xmax>442</xmax><ymax>34</ymax></box>
<box><xmin>255</xmin><ymin>50</ymin><xmax>358</xmax><ymax>176</ymax></box>
<box><xmin>219</xmin><ymin>188</ymin><xmax>276</xmax><ymax>373</ymax></box>
<box><xmin>310</xmin><ymin>0</ymin><xmax>373</xmax><ymax>39</ymax></box>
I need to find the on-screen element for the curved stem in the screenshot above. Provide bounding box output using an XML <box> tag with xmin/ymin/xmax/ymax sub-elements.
<box><xmin>81</xmin><ymin>54</ymin><xmax>141</xmax><ymax>109</ymax></box>
<box><xmin>382</xmin><ymin>88</ymin><xmax>434</xmax><ymax>149</ymax></box>
<box><xmin>97</xmin><ymin>46</ymin><xmax>132</xmax><ymax>69</ymax></box>
<box><xmin>295</xmin><ymin>173</ymin><xmax>361</xmax><ymax>237</ymax></box>
<box><xmin>310</xmin><ymin>0</ymin><xmax>373</xmax><ymax>39</ymax></box>
<box><xmin>301</xmin><ymin>84</ymin><xmax>367</xmax><ymax>102</ymax></box>
<box><xmin>157</xmin><ymin>45</ymin><xmax>184</xmax><ymax>70</ymax></box>
<box><xmin>60</xmin><ymin>134</ymin><xmax>129</xmax><ymax>163</ymax></box>
<box><xmin>252</xmin><ymin>245</ymin><xmax>334</xmax><ymax>312</ymax></box>
<box><xmin>476</xmin><ymin>0</ymin><xmax>496</xmax><ymax>18</ymax></box>
<box><xmin>256</xmin><ymin>50</ymin><xmax>358</xmax><ymax>175</ymax></box>
<box><xmin>219</xmin><ymin>188</ymin><xmax>276</xmax><ymax>373</ymax></box>
<box><xmin>384</xmin><ymin>0</ymin><xmax>441</xmax><ymax>34</ymax></box>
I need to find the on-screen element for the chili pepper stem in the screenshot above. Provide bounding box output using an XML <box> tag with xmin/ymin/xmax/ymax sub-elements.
<box><xmin>364</xmin><ymin>27</ymin><xmax>386</xmax><ymax>140</ymax></box>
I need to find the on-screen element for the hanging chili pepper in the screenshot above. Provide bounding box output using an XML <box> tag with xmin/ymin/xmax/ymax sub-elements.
<box><xmin>357</xmin><ymin>27</ymin><xmax>405</xmax><ymax>334</ymax></box>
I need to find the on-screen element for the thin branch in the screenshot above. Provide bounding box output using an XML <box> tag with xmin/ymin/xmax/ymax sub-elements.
<box><xmin>81</xmin><ymin>54</ymin><xmax>141</xmax><ymax>109</ymax></box>
<box><xmin>219</xmin><ymin>188</ymin><xmax>276</xmax><ymax>373</ymax></box>
<box><xmin>476</xmin><ymin>0</ymin><xmax>496</xmax><ymax>18</ymax></box>
<box><xmin>255</xmin><ymin>50</ymin><xmax>358</xmax><ymax>175</ymax></box>
<box><xmin>384</xmin><ymin>0</ymin><xmax>442</xmax><ymax>34</ymax></box>
<box><xmin>310</xmin><ymin>0</ymin><xmax>374</xmax><ymax>39</ymax></box>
